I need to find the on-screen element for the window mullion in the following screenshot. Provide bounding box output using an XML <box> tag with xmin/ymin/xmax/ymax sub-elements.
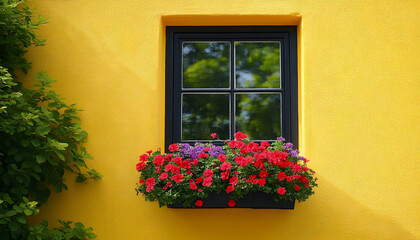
<box><xmin>230</xmin><ymin>40</ymin><xmax>235</xmax><ymax>140</ymax></box>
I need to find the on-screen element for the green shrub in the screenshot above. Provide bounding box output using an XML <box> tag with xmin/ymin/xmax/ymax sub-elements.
<box><xmin>0</xmin><ymin>1</ymin><xmax>101</xmax><ymax>239</ymax></box>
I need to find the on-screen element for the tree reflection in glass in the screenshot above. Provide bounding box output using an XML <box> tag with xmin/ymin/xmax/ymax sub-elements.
<box><xmin>236</xmin><ymin>94</ymin><xmax>281</xmax><ymax>140</ymax></box>
<box><xmin>182</xmin><ymin>94</ymin><xmax>230</xmax><ymax>140</ymax></box>
<box><xmin>235</xmin><ymin>42</ymin><xmax>281</xmax><ymax>89</ymax></box>
<box><xmin>183</xmin><ymin>42</ymin><xmax>230</xmax><ymax>88</ymax></box>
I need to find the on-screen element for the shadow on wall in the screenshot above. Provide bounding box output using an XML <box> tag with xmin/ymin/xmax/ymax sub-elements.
<box><xmin>156</xmin><ymin>177</ymin><xmax>416</xmax><ymax>240</ymax></box>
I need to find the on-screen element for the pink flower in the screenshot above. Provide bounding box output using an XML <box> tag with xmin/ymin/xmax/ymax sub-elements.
<box><xmin>211</xmin><ymin>133</ymin><xmax>217</xmax><ymax>139</ymax></box>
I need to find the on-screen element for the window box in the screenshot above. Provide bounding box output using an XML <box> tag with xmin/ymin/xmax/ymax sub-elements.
<box><xmin>168</xmin><ymin>191</ymin><xmax>295</xmax><ymax>209</ymax></box>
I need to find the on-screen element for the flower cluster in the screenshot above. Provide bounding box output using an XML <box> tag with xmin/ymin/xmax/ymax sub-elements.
<box><xmin>135</xmin><ymin>132</ymin><xmax>317</xmax><ymax>208</ymax></box>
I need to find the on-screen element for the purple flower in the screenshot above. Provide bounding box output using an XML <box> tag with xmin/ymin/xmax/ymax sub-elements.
<box><xmin>283</xmin><ymin>142</ymin><xmax>294</xmax><ymax>149</ymax></box>
<box><xmin>290</xmin><ymin>149</ymin><xmax>300</xmax><ymax>158</ymax></box>
<box><xmin>177</xmin><ymin>142</ymin><xmax>224</xmax><ymax>159</ymax></box>
<box><xmin>277</xmin><ymin>137</ymin><xmax>286</xmax><ymax>141</ymax></box>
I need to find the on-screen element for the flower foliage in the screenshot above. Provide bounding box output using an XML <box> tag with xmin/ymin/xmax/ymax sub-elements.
<box><xmin>136</xmin><ymin>132</ymin><xmax>317</xmax><ymax>208</ymax></box>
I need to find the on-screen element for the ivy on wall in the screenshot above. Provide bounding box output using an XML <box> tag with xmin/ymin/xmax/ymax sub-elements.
<box><xmin>0</xmin><ymin>1</ymin><xmax>101</xmax><ymax>239</ymax></box>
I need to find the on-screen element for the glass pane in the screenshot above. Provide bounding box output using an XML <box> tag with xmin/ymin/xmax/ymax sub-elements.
<box><xmin>235</xmin><ymin>93</ymin><xmax>281</xmax><ymax>140</ymax></box>
<box><xmin>183</xmin><ymin>42</ymin><xmax>230</xmax><ymax>88</ymax></box>
<box><xmin>182</xmin><ymin>94</ymin><xmax>230</xmax><ymax>140</ymax></box>
<box><xmin>235</xmin><ymin>42</ymin><xmax>281</xmax><ymax>88</ymax></box>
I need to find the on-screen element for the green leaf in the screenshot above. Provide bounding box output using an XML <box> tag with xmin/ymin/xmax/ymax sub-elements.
<box><xmin>16</xmin><ymin>215</ymin><xmax>26</xmax><ymax>224</ymax></box>
<box><xmin>36</xmin><ymin>154</ymin><xmax>46</xmax><ymax>164</ymax></box>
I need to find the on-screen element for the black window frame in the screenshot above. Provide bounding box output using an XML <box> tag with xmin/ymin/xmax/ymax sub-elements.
<box><xmin>165</xmin><ymin>26</ymin><xmax>298</xmax><ymax>150</ymax></box>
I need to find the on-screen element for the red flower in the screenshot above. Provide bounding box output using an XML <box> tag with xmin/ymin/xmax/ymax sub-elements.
<box><xmin>204</xmin><ymin>169</ymin><xmax>213</xmax><ymax>177</ymax></box>
<box><xmin>139</xmin><ymin>179</ymin><xmax>144</xmax><ymax>184</ymax></box>
<box><xmin>204</xmin><ymin>147</ymin><xmax>210</xmax><ymax>152</ymax></box>
<box><xmin>220</xmin><ymin>162</ymin><xmax>232</xmax><ymax>171</ymax></box>
<box><xmin>146</xmin><ymin>178</ymin><xmax>156</xmax><ymax>187</ymax></box>
<box><xmin>249</xmin><ymin>175</ymin><xmax>256</xmax><ymax>180</ymax></box>
<box><xmin>203</xmin><ymin>177</ymin><xmax>212</xmax><ymax>187</ymax></box>
<box><xmin>293</xmin><ymin>174</ymin><xmax>301</xmax><ymax>180</ymax></box>
<box><xmin>196</xmin><ymin>176</ymin><xmax>203</xmax><ymax>183</ymax></box>
<box><xmin>195</xmin><ymin>200</ymin><xmax>203</xmax><ymax>207</ymax></box>
<box><xmin>286</xmin><ymin>176</ymin><xmax>294</xmax><ymax>182</ymax></box>
<box><xmin>190</xmin><ymin>181</ymin><xmax>198</xmax><ymax>190</ymax></box>
<box><xmin>159</xmin><ymin>172</ymin><xmax>168</xmax><ymax>181</ymax></box>
<box><xmin>228</xmin><ymin>199</ymin><xmax>236</xmax><ymax>208</ymax></box>
<box><xmin>277</xmin><ymin>187</ymin><xmax>286</xmax><ymax>195</ymax></box>
<box><xmin>259</xmin><ymin>170</ymin><xmax>268</xmax><ymax>178</ymax></box>
<box><xmin>198</xmin><ymin>153</ymin><xmax>208</xmax><ymax>159</ymax></box>
<box><xmin>226</xmin><ymin>185</ymin><xmax>235</xmax><ymax>193</ymax></box>
<box><xmin>234</xmin><ymin>131</ymin><xmax>248</xmax><ymax>141</ymax></box>
<box><xmin>139</xmin><ymin>154</ymin><xmax>149</xmax><ymax>161</ymax></box>
<box><xmin>300</xmin><ymin>176</ymin><xmax>309</xmax><ymax>184</ymax></box>
<box><xmin>221</xmin><ymin>171</ymin><xmax>230</xmax><ymax>180</ymax></box>
<box><xmin>228</xmin><ymin>140</ymin><xmax>237</xmax><ymax>148</ymax></box>
<box><xmin>258</xmin><ymin>178</ymin><xmax>266</xmax><ymax>186</ymax></box>
<box><xmin>170</xmin><ymin>174</ymin><xmax>184</xmax><ymax>183</ymax></box>
<box><xmin>218</xmin><ymin>154</ymin><xmax>227</xmax><ymax>162</ymax></box>
<box><xmin>168</xmin><ymin>144</ymin><xmax>179</xmax><ymax>152</ymax></box>
<box><xmin>277</xmin><ymin>172</ymin><xmax>286</xmax><ymax>181</ymax></box>
<box><xmin>211</xmin><ymin>133</ymin><xmax>217</xmax><ymax>139</ymax></box>
<box><xmin>146</xmin><ymin>150</ymin><xmax>152</xmax><ymax>155</ymax></box>
<box><xmin>153</xmin><ymin>155</ymin><xmax>165</xmax><ymax>166</ymax></box>
<box><xmin>294</xmin><ymin>185</ymin><xmax>300</xmax><ymax>191</ymax></box>
<box><xmin>173</xmin><ymin>157</ymin><xmax>182</xmax><ymax>165</ymax></box>
<box><xmin>166</xmin><ymin>182</ymin><xmax>172</xmax><ymax>187</ymax></box>
<box><xmin>192</xmin><ymin>159</ymin><xmax>198</xmax><ymax>166</ymax></box>
<box><xmin>136</xmin><ymin>162</ymin><xmax>146</xmax><ymax>171</ymax></box>
<box><xmin>261</xmin><ymin>141</ymin><xmax>270</xmax><ymax>148</ymax></box>
<box><xmin>229</xmin><ymin>176</ymin><xmax>238</xmax><ymax>186</ymax></box>
<box><xmin>155</xmin><ymin>166</ymin><xmax>161</xmax><ymax>173</ymax></box>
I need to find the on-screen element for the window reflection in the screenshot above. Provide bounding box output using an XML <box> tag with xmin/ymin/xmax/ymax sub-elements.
<box><xmin>235</xmin><ymin>93</ymin><xmax>281</xmax><ymax>140</ymax></box>
<box><xmin>183</xmin><ymin>42</ymin><xmax>230</xmax><ymax>88</ymax></box>
<box><xmin>182</xmin><ymin>94</ymin><xmax>230</xmax><ymax>140</ymax></box>
<box><xmin>235</xmin><ymin>42</ymin><xmax>281</xmax><ymax>88</ymax></box>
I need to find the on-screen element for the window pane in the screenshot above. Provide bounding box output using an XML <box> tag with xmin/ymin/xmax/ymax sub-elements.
<box><xmin>183</xmin><ymin>42</ymin><xmax>230</xmax><ymax>88</ymax></box>
<box><xmin>235</xmin><ymin>42</ymin><xmax>281</xmax><ymax>88</ymax></box>
<box><xmin>235</xmin><ymin>93</ymin><xmax>281</xmax><ymax>140</ymax></box>
<box><xmin>182</xmin><ymin>94</ymin><xmax>230</xmax><ymax>140</ymax></box>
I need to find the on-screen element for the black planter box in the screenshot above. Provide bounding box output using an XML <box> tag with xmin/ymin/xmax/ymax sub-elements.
<box><xmin>168</xmin><ymin>192</ymin><xmax>295</xmax><ymax>209</ymax></box>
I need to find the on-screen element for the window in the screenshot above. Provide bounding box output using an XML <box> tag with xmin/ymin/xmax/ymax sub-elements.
<box><xmin>165</xmin><ymin>26</ymin><xmax>298</xmax><ymax>150</ymax></box>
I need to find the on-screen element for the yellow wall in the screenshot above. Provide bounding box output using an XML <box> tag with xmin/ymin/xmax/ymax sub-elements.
<box><xmin>25</xmin><ymin>0</ymin><xmax>419</xmax><ymax>239</ymax></box>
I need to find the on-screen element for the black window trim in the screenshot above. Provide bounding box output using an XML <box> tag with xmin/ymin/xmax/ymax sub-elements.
<box><xmin>165</xmin><ymin>26</ymin><xmax>298</xmax><ymax>150</ymax></box>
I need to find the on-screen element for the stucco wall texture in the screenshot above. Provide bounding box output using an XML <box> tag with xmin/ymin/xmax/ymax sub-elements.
<box><xmin>25</xmin><ymin>1</ymin><xmax>419</xmax><ymax>239</ymax></box>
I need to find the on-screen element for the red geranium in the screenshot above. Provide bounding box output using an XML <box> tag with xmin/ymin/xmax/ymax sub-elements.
<box><xmin>198</xmin><ymin>153</ymin><xmax>208</xmax><ymax>159</ymax></box>
<box><xmin>277</xmin><ymin>187</ymin><xmax>286</xmax><ymax>195</ymax></box>
<box><xmin>234</xmin><ymin>131</ymin><xmax>248</xmax><ymax>140</ymax></box>
<box><xmin>153</xmin><ymin>155</ymin><xmax>165</xmax><ymax>166</ymax></box>
<box><xmin>294</xmin><ymin>185</ymin><xmax>300</xmax><ymax>191</ymax></box>
<box><xmin>203</xmin><ymin>177</ymin><xmax>212</xmax><ymax>187</ymax></box>
<box><xmin>228</xmin><ymin>199</ymin><xmax>236</xmax><ymax>208</ymax></box>
<box><xmin>195</xmin><ymin>200</ymin><xmax>203</xmax><ymax>207</ymax></box>
<box><xmin>204</xmin><ymin>169</ymin><xmax>213</xmax><ymax>177</ymax></box>
<box><xmin>168</xmin><ymin>144</ymin><xmax>179</xmax><ymax>152</ymax></box>
<box><xmin>210</xmin><ymin>133</ymin><xmax>217</xmax><ymax>139</ymax></box>
<box><xmin>226</xmin><ymin>185</ymin><xmax>234</xmax><ymax>193</ymax></box>
<box><xmin>170</xmin><ymin>174</ymin><xmax>184</xmax><ymax>183</ymax></box>
<box><xmin>136</xmin><ymin>162</ymin><xmax>146</xmax><ymax>171</ymax></box>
